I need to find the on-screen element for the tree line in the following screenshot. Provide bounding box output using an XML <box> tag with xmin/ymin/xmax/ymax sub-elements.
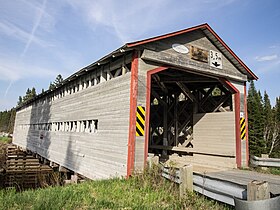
<box><xmin>247</xmin><ymin>81</ymin><xmax>280</xmax><ymax>158</ymax></box>
<box><xmin>0</xmin><ymin>75</ymin><xmax>63</xmax><ymax>134</ymax></box>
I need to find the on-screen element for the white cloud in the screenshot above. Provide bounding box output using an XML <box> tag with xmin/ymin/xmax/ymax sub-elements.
<box><xmin>64</xmin><ymin>0</ymin><xmax>237</xmax><ymax>44</ymax></box>
<box><xmin>21</xmin><ymin>0</ymin><xmax>48</xmax><ymax>58</ymax></box>
<box><xmin>65</xmin><ymin>0</ymin><xmax>168</xmax><ymax>43</ymax></box>
<box><xmin>0</xmin><ymin>21</ymin><xmax>51</xmax><ymax>48</ymax></box>
<box><xmin>255</xmin><ymin>54</ymin><xmax>278</xmax><ymax>62</ymax></box>
<box><xmin>0</xmin><ymin>56</ymin><xmax>58</xmax><ymax>81</ymax></box>
<box><xmin>0</xmin><ymin>0</ymin><xmax>55</xmax><ymax>55</ymax></box>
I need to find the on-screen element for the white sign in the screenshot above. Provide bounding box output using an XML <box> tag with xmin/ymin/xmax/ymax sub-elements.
<box><xmin>240</xmin><ymin>112</ymin><xmax>244</xmax><ymax>118</ymax></box>
<box><xmin>209</xmin><ymin>50</ymin><xmax>222</xmax><ymax>69</ymax></box>
<box><xmin>172</xmin><ymin>44</ymin><xmax>189</xmax><ymax>54</ymax></box>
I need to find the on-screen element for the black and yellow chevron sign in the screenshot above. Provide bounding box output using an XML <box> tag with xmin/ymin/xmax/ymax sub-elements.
<box><xmin>240</xmin><ymin>117</ymin><xmax>246</xmax><ymax>140</ymax></box>
<box><xmin>136</xmin><ymin>106</ymin><xmax>145</xmax><ymax>136</ymax></box>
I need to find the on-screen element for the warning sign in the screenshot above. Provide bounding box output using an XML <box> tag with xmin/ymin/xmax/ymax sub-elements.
<box><xmin>240</xmin><ymin>117</ymin><xmax>246</xmax><ymax>140</ymax></box>
<box><xmin>136</xmin><ymin>106</ymin><xmax>145</xmax><ymax>136</ymax></box>
<box><xmin>209</xmin><ymin>50</ymin><xmax>222</xmax><ymax>69</ymax></box>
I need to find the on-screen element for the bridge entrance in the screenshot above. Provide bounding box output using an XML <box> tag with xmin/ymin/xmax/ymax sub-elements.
<box><xmin>146</xmin><ymin>67</ymin><xmax>239</xmax><ymax>169</ymax></box>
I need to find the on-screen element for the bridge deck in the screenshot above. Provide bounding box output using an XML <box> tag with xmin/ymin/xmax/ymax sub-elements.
<box><xmin>204</xmin><ymin>169</ymin><xmax>280</xmax><ymax>195</ymax></box>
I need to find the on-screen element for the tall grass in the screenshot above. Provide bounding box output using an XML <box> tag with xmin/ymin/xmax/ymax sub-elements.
<box><xmin>0</xmin><ymin>165</ymin><xmax>232</xmax><ymax>210</ymax></box>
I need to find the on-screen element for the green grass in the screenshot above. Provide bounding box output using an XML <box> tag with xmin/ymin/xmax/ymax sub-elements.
<box><xmin>243</xmin><ymin>166</ymin><xmax>280</xmax><ymax>176</ymax></box>
<box><xmin>0</xmin><ymin>136</ymin><xmax>12</xmax><ymax>144</ymax></box>
<box><xmin>269</xmin><ymin>167</ymin><xmax>280</xmax><ymax>175</ymax></box>
<box><xmin>0</xmin><ymin>167</ymin><xmax>232</xmax><ymax>210</ymax></box>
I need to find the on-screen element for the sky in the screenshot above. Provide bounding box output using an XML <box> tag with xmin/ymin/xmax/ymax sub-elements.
<box><xmin>0</xmin><ymin>0</ymin><xmax>279</xmax><ymax>110</ymax></box>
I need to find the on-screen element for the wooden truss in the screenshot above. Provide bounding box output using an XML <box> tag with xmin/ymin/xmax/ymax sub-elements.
<box><xmin>148</xmin><ymin>69</ymin><xmax>233</xmax><ymax>155</ymax></box>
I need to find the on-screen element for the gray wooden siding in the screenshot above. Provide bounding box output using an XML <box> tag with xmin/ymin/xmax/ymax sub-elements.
<box><xmin>13</xmin><ymin>74</ymin><xmax>131</xmax><ymax>179</ymax></box>
<box><xmin>142</xmin><ymin>30</ymin><xmax>247</xmax><ymax>81</ymax></box>
<box><xmin>193</xmin><ymin>112</ymin><xmax>236</xmax><ymax>169</ymax></box>
<box><xmin>193</xmin><ymin>112</ymin><xmax>236</xmax><ymax>156</ymax></box>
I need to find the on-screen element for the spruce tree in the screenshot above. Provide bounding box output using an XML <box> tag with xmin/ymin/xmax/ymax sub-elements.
<box><xmin>17</xmin><ymin>96</ymin><xmax>23</xmax><ymax>106</ymax></box>
<box><xmin>247</xmin><ymin>81</ymin><xmax>265</xmax><ymax>156</ymax></box>
<box><xmin>263</xmin><ymin>91</ymin><xmax>272</xmax><ymax>153</ymax></box>
<box><xmin>269</xmin><ymin>97</ymin><xmax>280</xmax><ymax>157</ymax></box>
<box><xmin>49</xmin><ymin>74</ymin><xmax>63</xmax><ymax>90</ymax></box>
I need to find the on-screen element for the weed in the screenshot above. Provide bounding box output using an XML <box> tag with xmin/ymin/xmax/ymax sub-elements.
<box><xmin>0</xmin><ymin>165</ymin><xmax>232</xmax><ymax>209</ymax></box>
<box><xmin>0</xmin><ymin>136</ymin><xmax>12</xmax><ymax>144</ymax></box>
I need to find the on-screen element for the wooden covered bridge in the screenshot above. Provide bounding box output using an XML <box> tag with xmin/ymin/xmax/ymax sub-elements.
<box><xmin>13</xmin><ymin>23</ymin><xmax>258</xmax><ymax>179</ymax></box>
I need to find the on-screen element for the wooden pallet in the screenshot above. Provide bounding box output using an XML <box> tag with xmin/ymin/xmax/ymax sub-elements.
<box><xmin>3</xmin><ymin>145</ymin><xmax>53</xmax><ymax>189</ymax></box>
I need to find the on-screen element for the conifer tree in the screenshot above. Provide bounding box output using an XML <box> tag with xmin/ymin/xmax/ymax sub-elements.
<box><xmin>247</xmin><ymin>81</ymin><xmax>265</xmax><ymax>156</ymax></box>
<box><xmin>269</xmin><ymin>97</ymin><xmax>280</xmax><ymax>157</ymax></box>
<box><xmin>263</xmin><ymin>91</ymin><xmax>272</xmax><ymax>152</ymax></box>
<box><xmin>49</xmin><ymin>74</ymin><xmax>63</xmax><ymax>90</ymax></box>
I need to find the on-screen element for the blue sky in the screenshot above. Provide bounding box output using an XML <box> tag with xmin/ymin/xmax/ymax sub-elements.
<box><xmin>0</xmin><ymin>0</ymin><xmax>279</xmax><ymax>110</ymax></box>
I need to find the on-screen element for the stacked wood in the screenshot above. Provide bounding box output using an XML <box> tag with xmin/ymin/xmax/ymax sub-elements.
<box><xmin>3</xmin><ymin>145</ymin><xmax>53</xmax><ymax>189</ymax></box>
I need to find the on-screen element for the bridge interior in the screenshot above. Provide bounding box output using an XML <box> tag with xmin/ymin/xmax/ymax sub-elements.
<box><xmin>148</xmin><ymin>68</ymin><xmax>234</xmax><ymax>162</ymax></box>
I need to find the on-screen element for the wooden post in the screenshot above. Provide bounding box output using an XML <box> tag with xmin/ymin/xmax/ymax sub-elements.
<box><xmin>174</xmin><ymin>93</ymin><xmax>178</xmax><ymax>146</ymax></box>
<box><xmin>148</xmin><ymin>156</ymin><xmax>159</xmax><ymax>168</ymax></box>
<box><xmin>163</xmin><ymin>95</ymin><xmax>168</xmax><ymax>156</ymax></box>
<box><xmin>247</xmin><ymin>180</ymin><xmax>270</xmax><ymax>201</ymax></box>
<box><xmin>179</xmin><ymin>165</ymin><xmax>193</xmax><ymax>198</ymax></box>
<box><xmin>71</xmin><ymin>174</ymin><xmax>78</xmax><ymax>184</ymax></box>
<box><xmin>261</xmin><ymin>154</ymin><xmax>269</xmax><ymax>170</ymax></box>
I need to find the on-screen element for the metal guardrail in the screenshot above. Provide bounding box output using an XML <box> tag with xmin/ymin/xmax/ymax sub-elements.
<box><xmin>193</xmin><ymin>172</ymin><xmax>247</xmax><ymax>206</ymax></box>
<box><xmin>250</xmin><ymin>156</ymin><xmax>280</xmax><ymax>168</ymax></box>
<box><xmin>161</xmin><ymin>166</ymin><xmax>247</xmax><ymax>206</ymax></box>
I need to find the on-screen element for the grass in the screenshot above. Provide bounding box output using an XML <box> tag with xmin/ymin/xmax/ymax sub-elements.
<box><xmin>0</xmin><ymin>166</ymin><xmax>232</xmax><ymax>210</ymax></box>
<box><xmin>0</xmin><ymin>136</ymin><xmax>12</xmax><ymax>144</ymax></box>
<box><xmin>247</xmin><ymin>166</ymin><xmax>280</xmax><ymax>176</ymax></box>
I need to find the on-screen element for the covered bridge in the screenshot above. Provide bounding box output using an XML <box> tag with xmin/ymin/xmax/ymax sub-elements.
<box><xmin>13</xmin><ymin>23</ymin><xmax>258</xmax><ymax>179</ymax></box>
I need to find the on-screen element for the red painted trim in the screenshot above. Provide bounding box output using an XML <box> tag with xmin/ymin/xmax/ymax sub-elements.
<box><xmin>126</xmin><ymin>23</ymin><xmax>257</xmax><ymax>80</ymax></box>
<box><xmin>244</xmin><ymin>82</ymin><xmax>249</xmax><ymax>166</ymax></box>
<box><xmin>127</xmin><ymin>50</ymin><xmax>139</xmax><ymax>177</ymax></box>
<box><xmin>219</xmin><ymin>78</ymin><xmax>241</xmax><ymax>168</ymax></box>
<box><xmin>234</xmin><ymin>92</ymin><xmax>241</xmax><ymax>168</ymax></box>
<box><xmin>205</xmin><ymin>25</ymin><xmax>258</xmax><ymax>80</ymax></box>
<box><xmin>144</xmin><ymin>67</ymin><xmax>168</xmax><ymax>167</ymax></box>
<box><xmin>127</xmin><ymin>23</ymin><xmax>208</xmax><ymax>48</ymax></box>
<box><xmin>219</xmin><ymin>78</ymin><xmax>238</xmax><ymax>93</ymax></box>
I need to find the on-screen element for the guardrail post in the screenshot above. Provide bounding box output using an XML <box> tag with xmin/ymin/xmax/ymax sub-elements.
<box><xmin>179</xmin><ymin>164</ymin><xmax>193</xmax><ymax>198</ymax></box>
<box><xmin>247</xmin><ymin>180</ymin><xmax>270</xmax><ymax>201</ymax></box>
<box><xmin>261</xmin><ymin>154</ymin><xmax>268</xmax><ymax>170</ymax></box>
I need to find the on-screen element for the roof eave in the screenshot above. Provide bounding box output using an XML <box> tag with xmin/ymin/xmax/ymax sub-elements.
<box><xmin>126</xmin><ymin>23</ymin><xmax>258</xmax><ymax>81</ymax></box>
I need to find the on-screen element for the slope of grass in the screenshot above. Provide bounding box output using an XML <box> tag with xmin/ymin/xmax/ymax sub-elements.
<box><xmin>0</xmin><ymin>167</ymin><xmax>232</xmax><ymax>210</ymax></box>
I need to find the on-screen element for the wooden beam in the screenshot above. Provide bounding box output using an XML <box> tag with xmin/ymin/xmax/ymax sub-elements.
<box><xmin>153</xmin><ymin>74</ymin><xmax>168</xmax><ymax>94</ymax></box>
<box><xmin>199</xmin><ymin>86</ymin><xmax>215</xmax><ymax>106</ymax></box>
<box><xmin>176</xmin><ymin>82</ymin><xmax>197</xmax><ymax>102</ymax></box>
<box><xmin>212</xmin><ymin>95</ymin><xmax>231</xmax><ymax>112</ymax></box>
<box><xmin>163</xmin><ymin>95</ymin><xmax>168</xmax><ymax>155</ymax></box>
<box><xmin>174</xmin><ymin>93</ymin><xmax>179</xmax><ymax>146</ymax></box>
<box><xmin>149</xmin><ymin>145</ymin><xmax>235</xmax><ymax>157</ymax></box>
<box><xmin>160</xmin><ymin>77</ymin><xmax>216</xmax><ymax>83</ymax></box>
<box><xmin>178</xmin><ymin>116</ymin><xmax>191</xmax><ymax>134</ymax></box>
<box><xmin>114</xmin><ymin>68</ymin><xmax>122</xmax><ymax>77</ymax></box>
<box><xmin>151</xmin><ymin>90</ymin><xmax>167</xmax><ymax>106</ymax></box>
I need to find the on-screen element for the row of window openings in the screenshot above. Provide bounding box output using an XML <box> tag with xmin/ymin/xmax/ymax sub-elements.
<box><xmin>19</xmin><ymin>120</ymin><xmax>98</xmax><ymax>133</ymax></box>
<box><xmin>34</xmin><ymin>67</ymin><xmax>128</xmax><ymax>106</ymax></box>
